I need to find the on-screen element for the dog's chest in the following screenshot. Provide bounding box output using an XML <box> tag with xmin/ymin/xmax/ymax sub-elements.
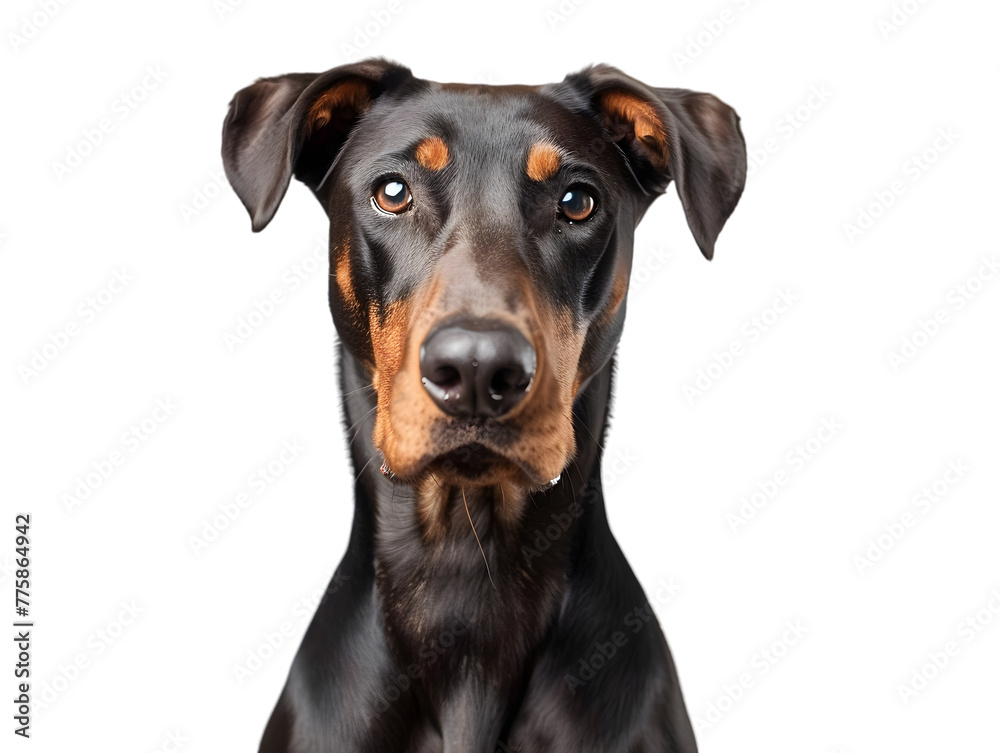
<box><xmin>372</xmin><ymin>487</ymin><xmax>568</xmax><ymax>702</ymax></box>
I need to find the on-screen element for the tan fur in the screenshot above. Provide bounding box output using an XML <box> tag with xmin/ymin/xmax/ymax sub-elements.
<box><xmin>414</xmin><ymin>136</ymin><xmax>450</xmax><ymax>171</ymax></box>
<box><xmin>526</xmin><ymin>142</ymin><xmax>561</xmax><ymax>181</ymax></box>
<box><xmin>492</xmin><ymin>482</ymin><xmax>526</xmax><ymax>529</ymax></box>
<box><xmin>334</xmin><ymin>245</ymin><xmax>359</xmax><ymax>312</ymax></box>
<box><xmin>370</xmin><ymin>299</ymin><xmax>413</xmax><ymax>457</ymax></box>
<box><xmin>307</xmin><ymin>79</ymin><xmax>372</xmax><ymax>135</ymax></box>
<box><xmin>598</xmin><ymin>267</ymin><xmax>629</xmax><ymax>327</ymax></box>
<box><xmin>416</xmin><ymin>475</ymin><xmax>450</xmax><ymax>541</ymax></box>
<box><xmin>599</xmin><ymin>89</ymin><xmax>669</xmax><ymax>167</ymax></box>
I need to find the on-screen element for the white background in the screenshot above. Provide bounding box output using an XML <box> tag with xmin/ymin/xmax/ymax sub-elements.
<box><xmin>2</xmin><ymin>0</ymin><xmax>999</xmax><ymax>751</ymax></box>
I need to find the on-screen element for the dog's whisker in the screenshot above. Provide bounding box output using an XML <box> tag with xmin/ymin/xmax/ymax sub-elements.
<box><xmin>344</xmin><ymin>404</ymin><xmax>376</xmax><ymax>434</ymax></box>
<box><xmin>578</xmin><ymin>420</ymin><xmax>605</xmax><ymax>452</ymax></box>
<box><xmin>346</xmin><ymin>405</ymin><xmax>377</xmax><ymax>445</ymax></box>
<box><xmin>341</xmin><ymin>383</ymin><xmax>376</xmax><ymax>399</ymax></box>
<box><xmin>463</xmin><ymin>486</ymin><xmax>497</xmax><ymax>591</ymax></box>
<box><xmin>354</xmin><ymin>455</ymin><xmax>376</xmax><ymax>483</ymax></box>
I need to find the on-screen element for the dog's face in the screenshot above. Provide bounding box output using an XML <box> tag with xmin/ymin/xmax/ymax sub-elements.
<box><xmin>223</xmin><ymin>60</ymin><xmax>745</xmax><ymax>491</ymax></box>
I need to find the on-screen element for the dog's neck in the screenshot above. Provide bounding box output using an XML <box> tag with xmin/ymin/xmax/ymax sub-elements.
<box><xmin>336</xmin><ymin>342</ymin><xmax>615</xmax><ymax>706</ymax></box>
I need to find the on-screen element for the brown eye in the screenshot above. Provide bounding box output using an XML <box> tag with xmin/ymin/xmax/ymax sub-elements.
<box><xmin>372</xmin><ymin>179</ymin><xmax>412</xmax><ymax>214</ymax></box>
<box><xmin>559</xmin><ymin>186</ymin><xmax>596</xmax><ymax>222</ymax></box>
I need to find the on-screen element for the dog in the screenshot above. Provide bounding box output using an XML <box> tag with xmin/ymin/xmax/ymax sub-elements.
<box><xmin>222</xmin><ymin>58</ymin><xmax>745</xmax><ymax>752</ymax></box>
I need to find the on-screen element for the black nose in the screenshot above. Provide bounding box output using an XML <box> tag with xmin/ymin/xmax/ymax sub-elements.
<box><xmin>419</xmin><ymin>320</ymin><xmax>536</xmax><ymax>418</ymax></box>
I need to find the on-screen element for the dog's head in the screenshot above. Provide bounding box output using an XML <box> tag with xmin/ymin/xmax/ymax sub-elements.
<box><xmin>222</xmin><ymin>59</ymin><xmax>745</xmax><ymax>492</ymax></box>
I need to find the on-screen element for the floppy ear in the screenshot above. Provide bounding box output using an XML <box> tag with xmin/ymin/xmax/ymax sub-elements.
<box><xmin>221</xmin><ymin>58</ymin><xmax>413</xmax><ymax>232</ymax></box>
<box><xmin>562</xmin><ymin>65</ymin><xmax>746</xmax><ymax>260</ymax></box>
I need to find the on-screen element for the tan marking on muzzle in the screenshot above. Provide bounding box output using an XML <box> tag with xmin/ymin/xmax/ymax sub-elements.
<box><xmin>372</xmin><ymin>260</ymin><xmax>585</xmax><ymax>516</ymax></box>
<box><xmin>369</xmin><ymin>299</ymin><xmax>412</xmax><ymax>416</ymax></box>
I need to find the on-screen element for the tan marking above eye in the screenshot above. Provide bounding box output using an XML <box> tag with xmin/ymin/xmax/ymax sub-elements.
<box><xmin>526</xmin><ymin>142</ymin><xmax>561</xmax><ymax>181</ymax></box>
<box><xmin>414</xmin><ymin>136</ymin><xmax>449</xmax><ymax>171</ymax></box>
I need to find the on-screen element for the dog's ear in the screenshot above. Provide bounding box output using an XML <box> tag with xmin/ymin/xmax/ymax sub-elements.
<box><xmin>561</xmin><ymin>65</ymin><xmax>746</xmax><ymax>260</ymax></box>
<box><xmin>222</xmin><ymin>58</ymin><xmax>413</xmax><ymax>232</ymax></box>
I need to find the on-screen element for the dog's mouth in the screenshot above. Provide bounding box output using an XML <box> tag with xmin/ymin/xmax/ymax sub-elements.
<box><xmin>381</xmin><ymin>428</ymin><xmax>563</xmax><ymax>490</ymax></box>
<box><xmin>431</xmin><ymin>443</ymin><xmax>503</xmax><ymax>479</ymax></box>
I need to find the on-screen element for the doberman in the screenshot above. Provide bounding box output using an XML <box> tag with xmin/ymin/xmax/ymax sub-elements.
<box><xmin>222</xmin><ymin>58</ymin><xmax>745</xmax><ymax>753</ymax></box>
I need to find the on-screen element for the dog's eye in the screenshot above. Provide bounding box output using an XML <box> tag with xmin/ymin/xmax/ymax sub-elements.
<box><xmin>558</xmin><ymin>187</ymin><xmax>596</xmax><ymax>222</ymax></box>
<box><xmin>372</xmin><ymin>180</ymin><xmax>412</xmax><ymax>214</ymax></box>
